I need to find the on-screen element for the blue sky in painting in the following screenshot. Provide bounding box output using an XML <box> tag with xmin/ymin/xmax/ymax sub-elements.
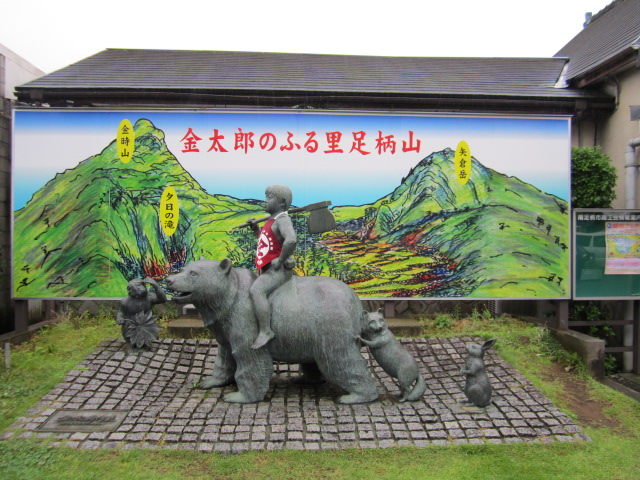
<box><xmin>13</xmin><ymin>110</ymin><xmax>570</xmax><ymax>209</ymax></box>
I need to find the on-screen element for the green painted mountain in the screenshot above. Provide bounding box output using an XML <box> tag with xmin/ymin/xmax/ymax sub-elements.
<box><xmin>13</xmin><ymin>119</ymin><xmax>263</xmax><ymax>298</ymax></box>
<box><xmin>329</xmin><ymin>149</ymin><xmax>570</xmax><ymax>297</ymax></box>
<box><xmin>13</xmin><ymin>119</ymin><xmax>569</xmax><ymax>299</ymax></box>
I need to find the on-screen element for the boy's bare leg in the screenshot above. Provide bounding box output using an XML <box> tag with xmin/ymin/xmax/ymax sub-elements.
<box><xmin>251</xmin><ymin>295</ymin><xmax>275</xmax><ymax>349</ymax></box>
<box><xmin>249</xmin><ymin>271</ymin><xmax>282</xmax><ymax>349</ymax></box>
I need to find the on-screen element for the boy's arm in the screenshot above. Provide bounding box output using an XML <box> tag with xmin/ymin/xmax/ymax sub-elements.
<box><xmin>246</xmin><ymin>218</ymin><xmax>261</xmax><ymax>238</ymax></box>
<box><xmin>271</xmin><ymin>216</ymin><xmax>297</xmax><ymax>269</ymax></box>
<box><xmin>357</xmin><ymin>335</ymin><xmax>386</xmax><ymax>348</ymax></box>
<box><xmin>144</xmin><ymin>277</ymin><xmax>167</xmax><ymax>304</ymax></box>
<box><xmin>116</xmin><ymin>299</ymin><xmax>127</xmax><ymax>324</ymax></box>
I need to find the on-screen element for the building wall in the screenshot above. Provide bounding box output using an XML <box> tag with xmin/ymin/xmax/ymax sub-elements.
<box><xmin>570</xmin><ymin>115</ymin><xmax>598</xmax><ymax>148</ymax></box>
<box><xmin>0</xmin><ymin>45</ymin><xmax>44</xmax><ymax>333</ymax></box>
<box><xmin>571</xmin><ymin>66</ymin><xmax>640</xmax><ymax>209</ymax></box>
<box><xmin>598</xmin><ymin>67</ymin><xmax>640</xmax><ymax>209</ymax></box>
<box><xmin>0</xmin><ymin>54</ymin><xmax>12</xmax><ymax>332</ymax></box>
<box><xmin>0</xmin><ymin>44</ymin><xmax>44</xmax><ymax>100</ymax></box>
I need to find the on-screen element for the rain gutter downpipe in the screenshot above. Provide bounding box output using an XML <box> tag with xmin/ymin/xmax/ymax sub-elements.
<box><xmin>624</xmin><ymin>135</ymin><xmax>640</xmax><ymax>371</ymax></box>
<box><xmin>625</xmin><ymin>137</ymin><xmax>640</xmax><ymax>210</ymax></box>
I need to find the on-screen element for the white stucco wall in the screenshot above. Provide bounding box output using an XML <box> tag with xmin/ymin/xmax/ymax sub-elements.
<box><xmin>0</xmin><ymin>43</ymin><xmax>44</xmax><ymax>100</ymax></box>
<box><xmin>599</xmin><ymin>67</ymin><xmax>640</xmax><ymax>209</ymax></box>
<box><xmin>571</xmin><ymin>65</ymin><xmax>640</xmax><ymax>209</ymax></box>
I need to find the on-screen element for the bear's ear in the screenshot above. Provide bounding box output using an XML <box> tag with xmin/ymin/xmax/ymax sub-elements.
<box><xmin>377</xmin><ymin>308</ymin><xmax>384</xmax><ymax>314</ymax></box>
<box><xmin>219</xmin><ymin>258</ymin><xmax>232</xmax><ymax>275</ymax></box>
<box><xmin>200</xmin><ymin>255</ymin><xmax>206</xmax><ymax>261</ymax></box>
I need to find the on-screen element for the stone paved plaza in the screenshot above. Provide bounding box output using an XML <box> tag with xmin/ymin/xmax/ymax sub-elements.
<box><xmin>2</xmin><ymin>337</ymin><xmax>590</xmax><ymax>452</ymax></box>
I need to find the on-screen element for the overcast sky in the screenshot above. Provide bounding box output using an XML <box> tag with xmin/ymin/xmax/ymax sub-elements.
<box><xmin>2</xmin><ymin>0</ymin><xmax>613</xmax><ymax>75</ymax></box>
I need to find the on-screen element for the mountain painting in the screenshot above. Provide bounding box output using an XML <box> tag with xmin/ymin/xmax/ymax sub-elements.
<box><xmin>12</xmin><ymin>110</ymin><xmax>571</xmax><ymax>299</ymax></box>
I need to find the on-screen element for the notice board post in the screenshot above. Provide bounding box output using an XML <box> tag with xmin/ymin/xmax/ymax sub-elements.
<box><xmin>573</xmin><ymin>209</ymin><xmax>640</xmax><ymax>373</ymax></box>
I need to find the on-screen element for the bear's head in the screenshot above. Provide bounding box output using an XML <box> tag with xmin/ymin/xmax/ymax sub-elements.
<box><xmin>166</xmin><ymin>258</ymin><xmax>233</xmax><ymax>305</ymax></box>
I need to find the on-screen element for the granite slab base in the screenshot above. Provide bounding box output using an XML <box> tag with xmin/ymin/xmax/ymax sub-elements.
<box><xmin>2</xmin><ymin>337</ymin><xmax>590</xmax><ymax>452</ymax></box>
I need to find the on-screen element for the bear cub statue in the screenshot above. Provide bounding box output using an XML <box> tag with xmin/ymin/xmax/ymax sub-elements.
<box><xmin>357</xmin><ymin>309</ymin><xmax>426</xmax><ymax>402</ymax></box>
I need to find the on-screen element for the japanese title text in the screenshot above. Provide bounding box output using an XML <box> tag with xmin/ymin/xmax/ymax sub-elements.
<box><xmin>178</xmin><ymin>128</ymin><xmax>423</xmax><ymax>155</ymax></box>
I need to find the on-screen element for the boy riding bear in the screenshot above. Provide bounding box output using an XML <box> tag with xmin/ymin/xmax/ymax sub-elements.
<box><xmin>246</xmin><ymin>185</ymin><xmax>297</xmax><ymax>349</ymax></box>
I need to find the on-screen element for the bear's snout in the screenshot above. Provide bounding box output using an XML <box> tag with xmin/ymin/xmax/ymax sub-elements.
<box><xmin>165</xmin><ymin>274</ymin><xmax>185</xmax><ymax>292</ymax></box>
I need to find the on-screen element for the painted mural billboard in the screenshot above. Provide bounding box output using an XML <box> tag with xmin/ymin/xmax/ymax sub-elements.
<box><xmin>12</xmin><ymin>110</ymin><xmax>571</xmax><ymax>299</ymax></box>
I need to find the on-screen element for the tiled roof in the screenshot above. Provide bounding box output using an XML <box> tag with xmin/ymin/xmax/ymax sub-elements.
<box><xmin>17</xmin><ymin>48</ymin><xmax>600</xmax><ymax>100</ymax></box>
<box><xmin>555</xmin><ymin>0</ymin><xmax>640</xmax><ymax>82</ymax></box>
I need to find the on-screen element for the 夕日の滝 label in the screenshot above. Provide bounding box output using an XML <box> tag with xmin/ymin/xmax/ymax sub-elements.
<box><xmin>160</xmin><ymin>186</ymin><xmax>179</xmax><ymax>236</ymax></box>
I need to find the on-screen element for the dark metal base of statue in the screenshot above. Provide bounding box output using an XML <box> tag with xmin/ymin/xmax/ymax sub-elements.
<box><xmin>117</xmin><ymin>278</ymin><xmax>166</xmax><ymax>353</ymax></box>
<box><xmin>167</xmin><ymin>258</ymin><xmax>426</xmax><ymax>404</ymax></box>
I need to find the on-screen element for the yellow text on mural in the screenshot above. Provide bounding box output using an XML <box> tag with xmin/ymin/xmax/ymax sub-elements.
<box><xmin>160</xmin><ymin>186</ymin><xmax>179</xmax><ymax>236</ymax></box>
<box><xmin>117</xmin><ymin>119</ymin><xmax>134</xmax><ymax>163</ymax></box>
<box><xmin>455</xmin><ymin>141</ymin><xmax>471</xmax><ymax>185</ymax></box>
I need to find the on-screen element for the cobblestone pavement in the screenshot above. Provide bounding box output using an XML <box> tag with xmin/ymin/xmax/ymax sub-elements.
<box><xmin>2</xmin><ymin>337</ymin><xmax>590</xmax><ymax>452</ymax></box>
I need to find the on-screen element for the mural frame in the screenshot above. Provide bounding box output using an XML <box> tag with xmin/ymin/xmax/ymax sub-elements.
<box><xmin>12</xmin><ymin>108</ymin><xmax>572</xmax><ymax>300</ymax></box>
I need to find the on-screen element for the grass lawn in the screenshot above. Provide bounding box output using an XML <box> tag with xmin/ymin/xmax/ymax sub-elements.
<box><xmin>1</xmin><ymin>309</ymin><xmax>638</xmax><ymax>480</ymax></box>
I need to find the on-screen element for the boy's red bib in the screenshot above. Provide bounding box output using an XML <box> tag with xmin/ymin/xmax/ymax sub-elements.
<box><xmin>256</xmin><ymin>218</ymin><xmax>283</xmax><ymax>272</ymax></box>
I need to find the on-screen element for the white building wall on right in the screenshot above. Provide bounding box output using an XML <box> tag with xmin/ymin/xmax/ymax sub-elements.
<box><xmin>599</xmin><ymin>68</ymin><xmax>640</xmax><ymax>209</ymax></box>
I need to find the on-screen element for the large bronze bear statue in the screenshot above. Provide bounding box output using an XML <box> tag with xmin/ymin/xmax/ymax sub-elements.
<box><xmin>166</xmin><ymin>258</ymin><xmax>379</xmax><ymax>404</ymax></box>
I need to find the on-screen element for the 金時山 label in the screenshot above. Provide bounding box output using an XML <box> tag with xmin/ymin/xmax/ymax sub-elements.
<box><xmin>117</xmin><ymin>119</ymin><xmax>134</xmax><ymax>163</ymax></box>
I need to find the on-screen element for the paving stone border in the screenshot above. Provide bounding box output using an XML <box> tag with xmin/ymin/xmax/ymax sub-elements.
<box><xmin>2</xmin><ymin>337</ymin><xmax>590</xmax><ymax>452</ymax></box>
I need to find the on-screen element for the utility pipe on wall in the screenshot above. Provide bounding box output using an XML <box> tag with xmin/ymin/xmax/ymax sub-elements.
<box><xmin>624</xmin><ymin>135</ymin><xmax>640</xmax><ymax>371</ymax></box>
<box><xmin>625</xmin><ymin>137</ymin><xmax>640</xmax><ymax>209</ymax></box>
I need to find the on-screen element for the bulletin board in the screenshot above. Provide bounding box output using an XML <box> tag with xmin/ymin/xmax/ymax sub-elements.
<box><xmin>574</xmin><ymin>209</ymin><xmax>640</xmax><ymax>299</ymax></box>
